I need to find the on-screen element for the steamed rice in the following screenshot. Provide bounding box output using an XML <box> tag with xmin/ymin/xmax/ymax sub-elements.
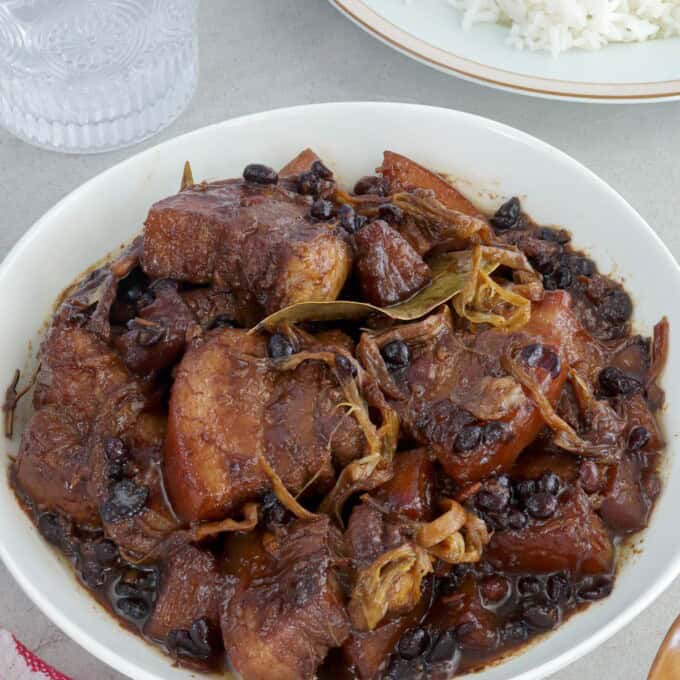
<box><xmin>447</xmin><ymin>0</ymin><xmax>680</xmax><ymax>56</ymax></box>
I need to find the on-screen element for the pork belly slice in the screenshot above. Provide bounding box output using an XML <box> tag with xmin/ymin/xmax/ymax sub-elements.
<box><xmin>144</xmin><ymin>544</ymin><xmax>224</xmax><ymax>667</ymax></box>
<box><xmin>485</xmin><ymin>482</ymin><xmax>613</xmax><ymax>575</ymax></box>
<box><xmin>164</xmin><ymin>328</ymin><xmax>366</xmax><ymax>522</ymax></box>
<box><xmin>222</xmin><ymin>517</ymin><xmax>350</xmax><ymax>680</ymax></box>
<box><xmin>353</xmin><ymin>220</ymin><xmax>432</xmax><ymax>307</ymax></box>
<box><xmin>14</xmin><ymin>326</ymin><xmax>148</xmax><ymax>525</ymax></box>
<box><xmin>142</xmin><ymin>179</ymin><xmax>352</xmax><ymax>320</ymax></box>
<box><xmin>358</xmin><ymin>292</ymin><xmax>576</xmax><ymax>482</ymax></box>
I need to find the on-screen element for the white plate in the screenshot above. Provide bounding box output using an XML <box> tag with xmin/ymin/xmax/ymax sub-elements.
<box><xmin>331</xmin><ymin>0</ymin><xmax>680</xmax><ymax>102</ymax></box>
<box><xmin>1</xmin><ymin>103</ymin><xmax>680</xmax><ymax>680</ymax></box>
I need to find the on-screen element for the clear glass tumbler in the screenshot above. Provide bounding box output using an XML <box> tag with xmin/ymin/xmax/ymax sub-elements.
<box><xmin>0</xmin><ymin>0</ymin><xmax>199</xmax><ymax>153</ymax></box>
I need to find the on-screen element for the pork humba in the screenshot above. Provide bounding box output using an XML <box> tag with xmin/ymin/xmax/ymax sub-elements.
<box><xmin>10</xmin><ymin>149</ymin><xmax>667</xmax><ymax>680</ymax></box>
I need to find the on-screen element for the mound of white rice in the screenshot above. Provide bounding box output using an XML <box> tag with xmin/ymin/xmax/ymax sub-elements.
<box><xmin>447</xmin><ymin>0</ymin><xmax>680</xmax><ymax>55</ymax></box>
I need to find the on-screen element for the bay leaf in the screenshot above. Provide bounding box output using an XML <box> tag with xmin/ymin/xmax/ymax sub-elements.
<box><xmin>254</xmin><ymin>250</ymin><xmax>499</xmax><ymax>331</ymax></box>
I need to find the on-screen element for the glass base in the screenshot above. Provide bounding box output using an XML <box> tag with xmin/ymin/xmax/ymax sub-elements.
<box><xmin>0</xmin><ymin>61</ymin><xmax>197</xmax><ymax>155</ymax></box>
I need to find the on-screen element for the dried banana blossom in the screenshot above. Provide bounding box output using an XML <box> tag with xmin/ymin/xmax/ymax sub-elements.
<box><xmin>348</xmin><ymin>543</ymin><xmax>433</xmax><ymax>631</ymax></box>
<box><xmin>391</xmin><ymin>191</ymin><xmax>493</xmax><ymax>251</ymax></box>
<box><xmin>320</xmin><ymin>375</ymin><xmax>399</xmax><ymax>523</ymax></box>
<box><xmin>502</xmin><ymin>352</ymin><xmax>621</xmax><ymax>461</ymax></box>
<box><xmin>453</xmin><ymin>245</ymin><xmax>533</xmax><ymax>331</ymax></box>
<box><xmin>416</xmin><ymin>498</ymin><xmax>489</xmax><ymax>564</ymax></box>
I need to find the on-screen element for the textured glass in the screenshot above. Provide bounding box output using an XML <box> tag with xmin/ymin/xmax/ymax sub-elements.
<box><xmin>0</xmin><ymin>0</ymin><xmax>199</xmax><ymax>153</ymax></box>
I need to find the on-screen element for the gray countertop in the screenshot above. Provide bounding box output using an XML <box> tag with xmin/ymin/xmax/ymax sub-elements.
<box><xmin>1</xmin><ymin>2</ymin><xmax>679</xmax><ymax>678</ymax></box>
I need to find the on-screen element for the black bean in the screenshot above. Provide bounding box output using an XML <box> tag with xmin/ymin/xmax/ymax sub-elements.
<box><xmin>598</xmin><ymin>366</ymin><xmax>642</xmax><ymax>397</ymax></box>
<box><xmin>106</xmin><ymin>460</ymin><xmax>124</xmax><ymax>482</ymax></box>
<box><xmin>547</xmin><ymin>573</ymin><xmax>572</xmax><ymax>602</ymax></box>
<box><xmin>262</xmin><ymin>491</ymin><xmax>290</xmax><ymax>527</ymax></box>
<box><xmin>100</xmin><ymin>480</ymin><xmax>149</xmax><ymax>523</ymax></box>
<box><xmin>530</xmin><ymin>252</ymin><xmax>558</xmax><ymax>275</ymax></box>
<box><xmin>491</xmin><ymin>197</ymin><xmax>521</xmax><ymax>231</ymax></box>
<box><xmin>37</xmin><ymin>513</ymin><xmax>65</xmax><ymax>547</ymax></box>
<box><xmin>569</xmin><ymin>255</ymin><xmax>595</xmax><ymax>277</ymax></box>
<box><xmin>517</xmin><ymin>576</ymin><xmax>543</xmax><ymax>597</ymax></box>
<box><xmin>526</xmin><ymin>491</ymin><xmax>558</xmax><ymax>519</ymax></box>
<box><xmin>136</xmin><ymin>291</ymin><xmax>155</xmax><ymax>310</ymax></box>
<box><xmin>542</xmin><ymin>349</ymin><xmax>561</xmax><ymax>377</ymax></box>
<box><xmin>115</xmin><ymin>581</ymin><xmax>142</xmax><ymax>599</ymax></box>
<box><xmin>520</xmin><ymin>344</ymin><xmax>544</xmax><ymax>369</ymax></box>
<box><xmin>310</xmin><ymin>198</ymin><xmax>334</xmax><ymax>221</ymax></box>
<box><xmin>438</xmin><ymin>573</ymin><xmax>459</xmax><ymax>597</ymax></box>
<box><xmin>476</xmin><ymin>490</ymin><xmax>507</xmax><ymax>514</ymax></box>
<box><xmin>104</xmin><ymin>437</ymin><xmax>129</xmax><ymax>463</ymax></box>
<box><xmin>187</xmin><ymin>617</ymin><xmax>214</xmax><ymax>658</ymax></box>
<box><xmin>335</xmin><ymin>354</ymin><xmax>358</xmax><ymax>378</ymax></box>
<box><xmin>243</xmin><ymin>163</ymin><xmax>278</xmax><ymax>185</ymax></box>
<box><xmin>520</xmin><ymin>343</ymin><xmax>543</xmax><ymax>367</ymax></box>
<box><xmin>544</xmin><ymin>265</ymin><xmax>572</xmax><ymax>290</ymax></box>
<box><xmin>378</xmin><ymin>203</ymin><xmax>403</xmax><ymax>224</ymax></box>
<box><xmin>353</xmin><ymin>175</ymin><xmax>390</xmax><ymax>196</ymax></box>
<box><xmin>476</xmin><ymin>478</ymin><xmax>510</xmax><ymax>513</ymax></box>
<box><xmin>310</xmin><ymin>160</ymin><xmax>333</xmax><ymax>179</ymax></box>
<box><xmin>117</xmin><ymin>597</ymin><xmax>150</xmax><ymax>621</ymax></box>
<box><xmin>355</xmin><ymin>214</ymin><xmax>368</xmax><ymax>231</ymax></box>
<box><xmin>207</xmin><ymin>314</ymin><xmax>236</xmax><ymax>330</ymax></box>
<box><xmin>535</xmin><ymin>227</ymin><xmax>570</xmax><ymax>244</ymax></box>
<box><xmin>598</xmin><ymin>289</ymin><xmax>632</xmax><ymax>324</ymax></box>
<box><xmin>381</xmin><ymin>340</ymin><xmax>410</xmax><ymax>369</ymax></box>
<box><xmin>578</xmin><ymin>576</ymin><xmax>613</xmax><ymax>601</ymax></box>
<box><xmin>398</xmin><ymin>628</ymin><xmax>430</xmax><ymax>660</ymax></box>
<box><xmin>297</xmin><ymin>171</ymin><xmax>320</xmax><ymax>196</ymax></box>
<box><xmin>168</xmin><ymin>624</ymin><xmax>211</xmax><ymax>659</ymax></box>
<box><xmin>628</xmin><ymin>426</ymin><xmax>651</xmax><ymax>451</ymax></box>
<box><xmin>482</xmin><ymin>421</ymin><xmax>507</xmax><ymax>446</ymax></box>
<box><xmin>338</xmin><ymin>204</ymin><xmax>359</xmax><ymax>233</ymax></box>
<box><xmin>167</xmin><ymin>629</ymin><xmax>193</xmax><ymax>656</ymax></box>
<box><xmin>523</xmin><ymin>602</ymin><xmax>559</xmax><ymax>630</ymax></box>
<box><xmin>81</xmin><ymin>560</ymin><xmax>106</xmax><ymax>588</ymax></box>
<box><xmin>125</xmin><ymin>284</ymin><xmax>145</xmax><ymax>304</ymax></box>
<box><xmin>119</xmin><ymin>269</ymin><xmax>150</xmax><ymax>302</ymax></box>
<box><xmin>507</xmin><ymin>510</ymin><xmax>528</xmax><ymax>531</ymax></box>
<box><xmin>501</xmin><ymin>620</ymin><xmax>528</xmax><ymax>642</ymax></box>
<box><xmin>454</xmin><ymin>424</ymin><xmax>482</xmax><ymax>453</ymax></box>
<box><xmin>137</xmin><ymin>570</ymin><xmax>158</xmax><ymax>592</ymax></box>
<box><xmin>514</xmin><ymin>479</ymin><xmax>537</xmax><ymax>500</ymax></box>
<box><xmin>497</xmin><ymin>474</ymin><xmax>512</xmax><ymax>488</ymax></box>
<box><xmin>386</xmin><ymin>657</ymin><xmax>426</xmax><ymax>680</ymax></box>
<box><xmin>267</xmin><ymin>333</ymin><xmax>295</xmax><ymax>359</ymax></box>
<box><xmin>427</xmin><ymin>629</ymin><xmax>458</xmax><ymax>663</ymax></box>
<box><xmin>480</xmin><ymin>575</ymin><xmax>510</xmax><ymax>604</ymax></box>
<box><xmin>520</xmin><ymin>343</ymin><xmax>561</xmax><ymax>377</ymax></box>
<box><xmin>538</xmin><ymin>471</ymin><xmax>562</xmax><ymax>495</ymax></box>
<box><xmin>94</xmin><ymin>539</ymin><xmax>119</xmax><ymax>565</ymax></box>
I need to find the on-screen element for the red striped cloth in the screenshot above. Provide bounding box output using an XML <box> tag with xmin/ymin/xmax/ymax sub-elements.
<box><xmin>0</xmin><ymin>630</ymin><xmax>72</xmax><ymax>680</ymax></box>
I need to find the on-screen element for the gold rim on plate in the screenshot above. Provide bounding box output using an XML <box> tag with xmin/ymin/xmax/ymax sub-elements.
<box><xmin>332</xmin><ymin>0</ymin><xmax>680</xmax><ymax>102</ymax></box>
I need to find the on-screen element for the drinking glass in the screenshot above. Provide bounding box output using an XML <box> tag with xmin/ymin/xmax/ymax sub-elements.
<box><xmin>0</xmin><ymin>0</ymin><xmax>199</xmax><ymax>153</ymax></box>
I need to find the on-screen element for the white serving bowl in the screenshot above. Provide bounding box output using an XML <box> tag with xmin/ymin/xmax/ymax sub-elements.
<box><xmin>1</xmin><ymin>103</ymin><xmax>678</xmax><ymax>680</ymax></box>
